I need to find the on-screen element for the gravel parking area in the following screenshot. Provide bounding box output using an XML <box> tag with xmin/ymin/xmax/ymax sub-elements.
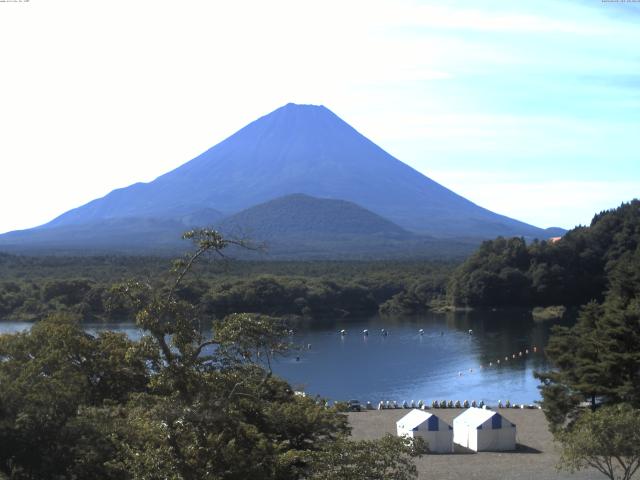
<box><xmin>347</xmin><ymin>408</ymin><xmax>604</xmax><ymax>480</ymax></box>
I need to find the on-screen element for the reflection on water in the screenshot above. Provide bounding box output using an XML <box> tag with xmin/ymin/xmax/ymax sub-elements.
<box><xmin>275</xmin><ymin>310</ymin><xmax>563</xmax><ymax>405</ymax></box>
<box><xmin>0</xmin><ymin>310</ymin><xmax>568</xmax><ymax>404</ymax></box>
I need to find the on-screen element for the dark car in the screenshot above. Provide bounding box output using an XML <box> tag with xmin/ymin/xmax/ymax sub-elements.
<box><xmin>347</xmin><ymin>399</ymin><xmax>362</xmax><ymax>412</ymax></box>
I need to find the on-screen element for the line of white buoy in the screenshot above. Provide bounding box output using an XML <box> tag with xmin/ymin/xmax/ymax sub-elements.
<box><xmin>332</xmin><ymin>328</ymin><xmax>541</xmax><ymax>379</ymax></box>
<box><xmin>455</xmin><ymin>346</ymin><xmax>539</xmax><ymax>378</ymax></box>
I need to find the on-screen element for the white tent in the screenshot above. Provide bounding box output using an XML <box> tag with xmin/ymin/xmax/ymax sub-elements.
<box><xmin>396</xmin><ymin>409</ymin><xmax>453</xmax><ymax>453</ymax></box>
<box><xmin>453</xmin><ymin>407</ymin><xmax>516</xmax><ymax>452</ymax></box>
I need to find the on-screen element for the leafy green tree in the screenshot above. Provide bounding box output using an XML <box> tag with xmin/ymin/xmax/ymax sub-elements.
<box><xmin>105</xmin><ymin>230</ymin><xmax>362</xmax><ymax>479</ymax></box>
<box><xmin>307</xmin><ymin>434</ymin><xmax>422</xmax><ymax>480</ymax></box>
<box><xmin>537</xmin><ymin>298</ymin><xmax>640</xmax><ymax>428</ymax></box>
<box><xmin>0</xmin><ymin>313</ymin><xmax>149</xmax><ymax>479</ymax></box>
<box><xmin>0</xmin><ymin>229</ymin><xmax>424</xmax><ymax>479</ymax></box>
<box><xmin>557</xmin><ymin>404</ymin><xmax>640</xmax><ymax>480</ymax></box>
<box><xmin>535</xmin><ymin>302</ymin><xmax>609</xmax><ymax>429</ymax></box>
<box><xmin>41</xmin><ymin>279</ymin><xmax>94</xmax><ymax>306</ymax></box>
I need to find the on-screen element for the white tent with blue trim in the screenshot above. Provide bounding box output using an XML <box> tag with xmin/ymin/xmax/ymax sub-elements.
<box><xmin>396</xmin><ymin>409</ymin><xmax>453</xmax><ymax>453</ymax></box>
<box><xmin>453</xmin><ymin>407</ymin><xmax>516</xmax><ymax>452</ymax></box>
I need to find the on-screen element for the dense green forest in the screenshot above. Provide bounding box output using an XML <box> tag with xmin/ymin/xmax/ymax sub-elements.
<box><xmin>1</xmin><ymin>203</ymin><xmax>639</xmax><ymax>478</ymax></box>
<box><xmin>2</xmin><ymin>201</ymin><xmax>639</xmax><ymax>322</ymax></box>
<box><xmin>448</xmin><ymin>200</ymin><xmax>640</xmax><ymax>308</ymax></box>
<box><xmin>0</xmin><ymin>255</ymin><xmax>454</xmax><ymax>322</ymax></box>
<box><xmin>532</xmin><ymin>204</ymin><xmax>640</xmax><ymax>479</ymax></box>
<box><xmin>0</xmin><ymin>231</ymin><xmax>423</xmax><ymax>479</ymax></box>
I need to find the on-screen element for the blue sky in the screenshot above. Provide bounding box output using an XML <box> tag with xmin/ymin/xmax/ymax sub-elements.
<box><xmin>0</xmin><ymin>0</ymin><xmax>638</xmax><ymax>233</ymax></box>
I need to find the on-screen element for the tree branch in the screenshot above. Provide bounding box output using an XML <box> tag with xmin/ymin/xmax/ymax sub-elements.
<box><xmin>191</xmin><ymin>338</ymin><xmax>219</xmax><ymax>362</ymax></box>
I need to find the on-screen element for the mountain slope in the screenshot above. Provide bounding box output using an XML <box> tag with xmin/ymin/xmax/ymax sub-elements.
<box><xmin>0</xmin><ymin>209</ymin><xmax>224</xmax><ymax>254</ymax></box>
<box><xmin>36</xmin><ymin>103</ymin><xmax>552</xmax><ymax>239</ymax></box>
<box><xmin>218</xmin><ymin>194</ymin><xmax>411</xmax><ymax>240</ymax></box>
<box><xmin>0</xmin><ymin>194</ymin><xmax>480</xmax><ymax>258</ymax></box>
<box><xmin>214</xmin><ymin>194</ymin><xmax>476</xmax><ymax>259</ymax></box>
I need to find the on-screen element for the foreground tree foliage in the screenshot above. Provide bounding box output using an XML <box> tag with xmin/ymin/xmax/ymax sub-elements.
<box><xmin>0</xmin><ymin>314</ymin><xmax>149</xmax><ymax>479</ymax></box>
<box><xmin>307</xmin><ymin>435</ymin><xmax>423</xmax><ymax>480</ymax></box>
<box><xmin>536</xmin><ymin>241</ymin><xmax>640</xmax><ymax>430</ymax></box>
<box><xmin>536</xmin><ymin>221</ymin><xmax>640</xmax><ymax>479</ymax></box>
<box><xmin>0</xmin><ymin>230</ymin><xmax>422</xmax><ymax>480</ymax></box>
<box><xmin>557</xmin><ymin>404</ymin><xmax>640</xmax><ymax>480</ymax></box>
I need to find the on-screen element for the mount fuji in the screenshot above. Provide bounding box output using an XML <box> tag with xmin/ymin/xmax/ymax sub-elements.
<box><xmin>0</xmin><ymin>103</ymin><xmax>561</xmax><ymax>256</ymax></box>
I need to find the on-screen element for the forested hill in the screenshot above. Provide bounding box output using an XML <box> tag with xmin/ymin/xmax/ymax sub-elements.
<box><xmin>218</xmin><ymin>194</ymin><xmax>410</xmax><ymax>239</ymax></box>
<box><xmin>448</xmin><ymin>200</ymin><xmax>640</xmax><ymax>308</ymax></box>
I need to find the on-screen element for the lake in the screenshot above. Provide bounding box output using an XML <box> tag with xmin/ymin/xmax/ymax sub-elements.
<box><xmin>0</xmin><ymin>310</ymin><xmax>562</xmax><ymax>405</ymax></box>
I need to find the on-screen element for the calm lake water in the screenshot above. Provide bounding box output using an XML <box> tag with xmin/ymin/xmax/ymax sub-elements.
<box><xmin>0</xmin><ymin>310</ymin><xmax>564</xmax><ymax>405</ymax></box>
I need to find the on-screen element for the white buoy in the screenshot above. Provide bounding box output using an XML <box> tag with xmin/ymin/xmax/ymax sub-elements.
<box><xmin>418</xmin><ymin>328</ymin><xmax>424</xmax><ymax>335</ymax></box>
<box><xmin>340</xmin><ymin>329</ymin><xmax>347</xmax><ymax>336</ymax></box>
<box><xmin>362</xmin><ymin>329</ymin><xmax>369</xmax><ymax>336</ymax></box>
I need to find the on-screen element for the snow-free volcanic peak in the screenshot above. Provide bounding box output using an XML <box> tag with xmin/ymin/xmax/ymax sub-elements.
<box><xmin>0</xmin><ymin>103</ymin><xmax>557</xmax><ymax>254</ymax></box>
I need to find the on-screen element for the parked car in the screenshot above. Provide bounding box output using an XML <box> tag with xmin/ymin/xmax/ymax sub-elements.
<box><xmin>347</xmin><ymin>399</ymin><xmax>362</xmax><ymax>412</ymax></box>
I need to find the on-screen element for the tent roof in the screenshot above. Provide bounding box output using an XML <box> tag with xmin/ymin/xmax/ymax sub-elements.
<box><xmin>396</xmin><ymin>409</ymin><xmax>433</xmax><ymax>429</ymax></box>
<box><xmin>454</xmin><ymin>407</ymin><xmax>500</xmax><ymax>427</ymax></box>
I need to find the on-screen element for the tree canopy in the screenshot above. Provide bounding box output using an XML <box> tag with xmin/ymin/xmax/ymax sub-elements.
<box><xmin>449</xmin><ymin>200</ymin><xmax>640</xmax><ymax>308</ymax></box>
<box><xmin>557</xmin><ymin>404</ymin><xmax>640</xmax><ymax>480</ymax></box>
<box><xmin>535</xmin><ymin>240</ymin><xmax>640</xmax><ymax>431</ymax></box>
<box><xmin>0</xmin><ymin>229</ymin><xmax>423</xmax><ymax>480</ymax></box>
<box><xmin>0</xmin><ymin>253</ymin><xmax>454</xmax><ymax>323</ymax></box>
